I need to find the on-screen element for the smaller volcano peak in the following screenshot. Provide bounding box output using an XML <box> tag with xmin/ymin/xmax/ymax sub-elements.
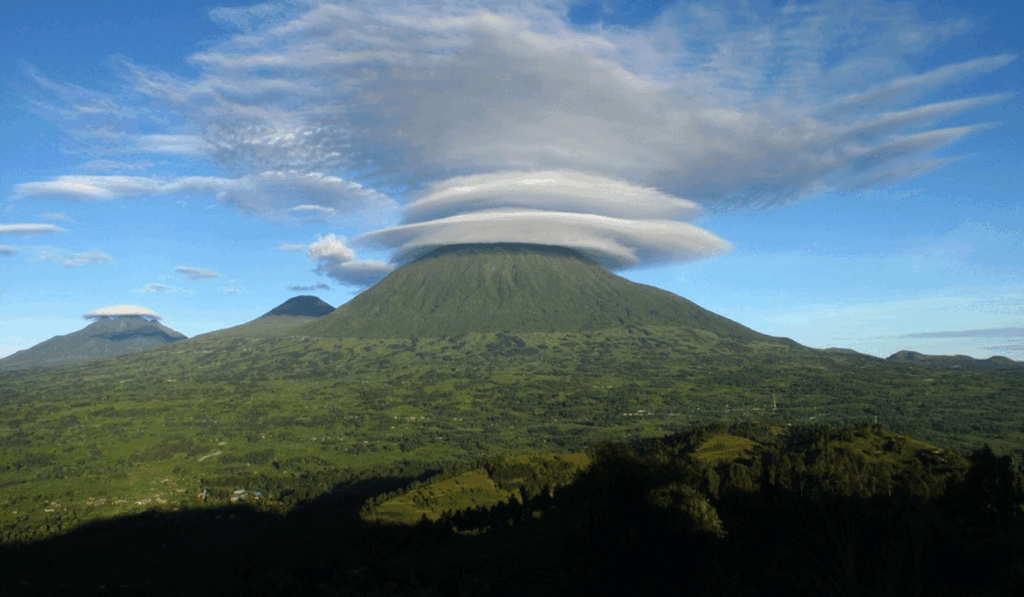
<box><xmin>263</xmin><ymin>295</ymin><xmax>335</xmax><ymax>318</ymax></box>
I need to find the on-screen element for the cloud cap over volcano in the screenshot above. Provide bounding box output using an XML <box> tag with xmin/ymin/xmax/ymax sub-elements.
<box><xmin>359</xmin><ymin>209</ymin><xmax>731</xmax><ymax>270</ymax></box>
<box><xmin>83</xmin><ymin>305</ymin><xmax>162</xmax><ymax>321</ymax></box>
<box><xmin>401</xmin><ymin>171</ymin><xmax>703</xmax><ymax>224</ymax></box>
<box><xmin>359</xmin><ymin>169</ymin><xmax>729</xmax><ymax>269</ymax></box>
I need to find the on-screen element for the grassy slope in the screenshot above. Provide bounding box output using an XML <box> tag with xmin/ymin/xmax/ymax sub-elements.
<box><xmin>187</xmin><ymin>315</ymin><xmax>321</xmax><ymax>341</ymax></box>
<box><xmin>294</xmin><ymin>243</ymin><xmax>772</xmax><ymax>340</ymax></box>
<box><xmin>1</xmin><ymin>324</ymin><xmax>1022</xmax><ymax>542</ymax></box>
<box><xmin>0</xmin><ymin>318</ymin><xmax>186</xmax><ymax>372</ymax></box>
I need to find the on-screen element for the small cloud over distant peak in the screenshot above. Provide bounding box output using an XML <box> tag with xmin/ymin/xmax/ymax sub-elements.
<box><xmin>175</xmin><ymin>265</ymin><xmax>221</xmax><ymax>280</ymax></box>
<box><xmin>220</xmin><ymin>282</ymin><xmax>243</xmax><ymax>294</ymax></box>
<box><xmin>0</xmin><ymin>245</ymin><xmax>18</xmax><ymax>256</ymax></box>
<box><xmin>0</xmin><ymin>223</ymin><xmax>66</xmax><ymax>235</ymax></box>
<box><xmin>83</xmin><ymin>305</ymin><xmax>161</xmax><ymax>320</ymax></box>
<box><xmin>289</xmin><ymin>282</ymin><xmax>330</xmax><ymax>292</ymax></box>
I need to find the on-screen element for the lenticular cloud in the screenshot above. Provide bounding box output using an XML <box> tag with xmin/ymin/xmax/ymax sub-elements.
<box><xmin>358</xmin><ymin>170</ymin><xmax>731</xmax><ymax>269</ymax></box>
<box><xmin>83</xmin><ymin>305</ymin><xmax>162</xmax><ymax>321</ymax></box>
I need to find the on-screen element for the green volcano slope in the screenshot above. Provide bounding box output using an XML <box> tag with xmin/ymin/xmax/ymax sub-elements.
<box><xmin>189</xmin><ymin>295</ymin><xmax>335</xmax><ymax>341</ymax></box>
<box><xmin>296</xmin><ymin>243</ymin><xmax>770</xmax><ymax>341</ymax></box>
<box><xmin>0</xmin><ymin>316</ymin><xmax>186</xmax><ymax>372</ymax></box>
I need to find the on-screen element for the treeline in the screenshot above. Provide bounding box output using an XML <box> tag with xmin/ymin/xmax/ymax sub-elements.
<box><xmin>2</xmin><ymin>422</ymin><xmax>1023</xmax><ymax>595</ymax></box>
<box><xmin>396</xmin><ymin>422</ymin><xmax>1024</xmax><ymax>595</ymax></box>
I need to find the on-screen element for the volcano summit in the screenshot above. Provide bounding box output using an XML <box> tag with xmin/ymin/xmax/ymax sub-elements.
<box><xmin>294</xmin><ymin>243</ymin><xmax>769</xmax><ymax>341</ymax></box>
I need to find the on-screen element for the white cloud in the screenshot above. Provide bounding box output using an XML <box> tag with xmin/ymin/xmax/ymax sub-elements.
<box><xmin>40</xmin><ymin>212</ymin><xmax>74</xmax><ymax>222</ymax></box>
<box><xmin>16</xmin><ymin>0</ymin><xmax>1017</xmax><ymax>266</ymax></box>
<box><xmin>175</xmin><ymin>266</ymin><xmax>221</xmax><ymax>280</ymax></box>
<box><xmin>138</xmin><ymin>283</ymin><xmax>192</xmax><ymax>295</ymax></box>
<box><xmin>288</xmin><ymin>282</ymin><xmax>331</xmax><ymax>292</ymax></box>
<box><xmin>141</xmin><ymin>283</ymin><xmax>174</xmax><ymax>292</ymax></box>
<box><xmin>359</xmin><ymin>209</ymin><xmax>732</xmax><ymax>269</ymax></box>
<box><xmin>83</xmin><ymin>305</ymin><xmax>161</xmax><ymax>320</ymax></box>
<box><xmin>15</xmin><ymin>175</ymin><xmax>238</xmax><ymax>201</ymax></box>
<box><xmin>0</xmin><ymin>245</ymin><xmax>19</xmax><ymax>256</ymax></box>
<box><xmin>288</xmin><ymin>204</ymin><xmax>337</xmax><ymax>218</ymax></box>
<box><xmin>318</xmin><ymin>259</ymin><xmax>395</xmax><ymax>287</ymax></box>
<box><xmin>79</xmin><ymin>159</ymin><xmax>155</xmax><ymax>171</ymax></box>
<box><xmin>276</xmin><ymin>242</ymin><xmax>307</xmax><ymax>252</ymax></box>
<box><xmin>901</xmin><ymin>328</ymin><xmax>1024</xmax><ymax>339</ymax></box>
<box><xmin>0</xmin><ymin>223</ymin><xmax>66</xmax><ymax>234</ymax></box>
<box><xmin>402</xmin><ymin>170</ymin><xmax>702</xmax><ymax>224</ymax></box>
<box><xmin>135</xmin><ymin>134</ymin><xmax>212</xmax><ymax>155</ymax></box>
<box><xmin>306</xmin><ymin>233</ymin><xmax>393</xmax><ymax>287</ymax></box>
<box><xmin>307</xmin><ymin>234</ymin><xmax>355</xmax><ymax>264</ymax></box>
<box><xmin>15</xmin><ymin>171</ymin><xmax>395</xmax><ymax>223</ymax></box>
<box><xmin>36</xmin><ymin>248</ymin><xmax>112</xmax><ymax>267</ymax></box>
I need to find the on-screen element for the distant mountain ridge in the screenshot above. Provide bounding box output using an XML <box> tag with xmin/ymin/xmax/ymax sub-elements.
<box><xmin>0</xmin><ymin>316</ymin><xmax>187</xmax><ymax>372</ymax></box>
<box><xmin>885</xmin><ymin>350</ymin><xmax>1021</xmax><ymax>368</ymax></box>
<box><xmin>292</xmin><ymin>243</ymin><xmax>775</xmax><ymax>341</ymax></box>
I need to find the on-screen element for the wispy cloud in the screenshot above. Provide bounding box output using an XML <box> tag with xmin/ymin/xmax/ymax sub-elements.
<box><xmin>36</xmin><ymin>248</ymin><xmax>113</xmax><ymax>267</ymax></box>
<box><xmin>39</xmin><ymin>212</ymin><xmax>74</xmax><ymax>222</ymax></box>
<box><xmin>0</xmin><ymin>223</ymin><xmax>66</xmax><ymax>235</ymax></box>
<box><xmin>901</xmin><ymin>327</ymin><xmax>1024</xmax><ymax>339</ymax></box>
<box><xmin>288</xmin><ymin>282</ymin><xmax>330</xmax><ymax>292</ymax></box>
<box><xmin>135</xmin><ymin>134</ymin><xmax>212</xmax><ymax>155</ymax></box>
<box><xmin>138</xmin><ymin>283</ymin><xmax>193</xmax><ymax>295</ymax></box>
<box><xmin>0</xmin><ymin>245</ymin><xmax>18</xmax><ymax>256</ymax></box>
<box><xmin>175</xmin><ymin>266</ymin><xmax>221</xmax><ymax>280</ymax></box>
<box><xmin>276</xmin><ymin>242</ymin><xmax>307</xmax><ymax>252</ymax></box>
<box><xmin>14</xmin><ymin>0</ymin><xmax>1017</xmax><ymax>268</ymax></box>
<box><xmin>15</xmin><ymin>175</ymin><xmax>240</xmax><ymax>201</ymax></box>
<box><xmin>16</xmin><ymin>172</ymin><xmax>393</xmax><ymax>222</ymax></box>
<box><xmin>141</xmin><ymin>283</ymin><xmax>174</xmax><ymax>292</ymax></box>
<box><xmin>79</xmin><ymin>159</ymin><xmax>155</xmax><ymax>172</ymax></box>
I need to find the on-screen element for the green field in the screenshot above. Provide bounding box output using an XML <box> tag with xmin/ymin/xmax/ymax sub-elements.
<box><xmin>2</xmin><ymin>324</ymin><xmax>1022</xmax><ymax>543</ymax></box>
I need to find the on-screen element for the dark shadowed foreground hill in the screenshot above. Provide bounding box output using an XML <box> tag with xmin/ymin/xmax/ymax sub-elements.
<box><xmin>295</xmin><ymin>243</ymin><xmax>771</xmax><ymax>341</ymax></box>
<box><xmin>0</xmin><ymin>316</ymin><xmax>186</xmax><ymax>372</ymax></box>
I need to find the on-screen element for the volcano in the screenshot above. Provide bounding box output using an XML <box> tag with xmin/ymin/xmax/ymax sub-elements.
<box><xmin>294</xmin><ymin>243</ymin><xmax>772</xmax><ymax>341</ymax></box>
<box><xmin>189</xmin><ymin>295</ymin><xmax>335</xmax><ymax>341</ymax></box>
<box><xmin>0</xmin><ymin>316</ymin><xmax>187</xmax><ymax>372</ymax></box>
<box><xmin>261</xmin><ymin>295</ymin><xmax>335</xmax><ymax>318</ymax></box>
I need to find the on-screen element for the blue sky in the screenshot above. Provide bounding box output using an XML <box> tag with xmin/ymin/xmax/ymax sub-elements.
<box><xmin>1</xmin><ymin>0</ymin><xmax>1021</xmax><ymax>360</ymax></box>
